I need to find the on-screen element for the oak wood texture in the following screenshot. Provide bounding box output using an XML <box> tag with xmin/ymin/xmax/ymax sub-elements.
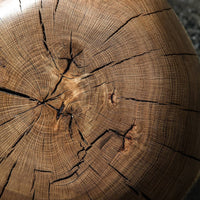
<box><xmin>0</xmin><ymin>0</ymin><xmax>200</xmax><ymax>199</ymax></box>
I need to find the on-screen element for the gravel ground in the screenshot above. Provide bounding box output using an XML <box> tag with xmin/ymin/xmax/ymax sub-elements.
<box><xmin>168</xmin><ymin>0</ymin><xmax>200</xmax><ymax>57</ymax></box>
<box><xmin>167</xmin><ymin>1</ymin><xmax>200</xmax><ymax>199</ymax></box>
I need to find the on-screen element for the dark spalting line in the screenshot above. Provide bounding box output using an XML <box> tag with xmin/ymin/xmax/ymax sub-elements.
<box><xmin>125</xmin><ymin>183</ymin><xmax>140</xmax><ymax>196</ymax></box>
<box><xmin>40</xmin><ymin>0</ymin><xmax>43</xmax><ymax>8</ymax></box>
<box><xmin>143</xmin><ymin>7</ymin><xmax>172</xmax><ymax>16</ymax></box>
<box><xmin>39</xmin><ymin>10</ymin><xmax>58</xmax><ymax>70</ymax></box>
<box><xmin>78</xmin><ymin>129</ymin><xmax>88</xmax><ymax>145</ymax></box>
<box><xmin>108</xmin><ymin>163</ymin><xmax>128</xmax><ymax>180</ymax></box>
<box><xmin>19</xmin><ymin>0</ymin><xmax>22</xmax><ymax>12</ymax></box>
<box><xmin>104</xmin><ymin>14</ymin><xmax>142</xmax><ymax>43</ymax></box>
<box><xmin>155</xmin><ymin>141</ymin><xmax>200</xmax><ymax>162</ymax></box>
<box><xmin>32</xmin><ymin>190</ymin><xmax>35</xmax><ymax>200</ymax></box>
<box><xmin>89</xmin><ymin>165</ymin><xmax>100</xmax><ymax>176</ymax></box>
<box><xmin>51</xmin><ymin>170</ymin><xmax>78</xmax><ymax>184</ymax></box>
<box><xmin>0</xmin><ymin>162</ymin><xmax>17</xmax><ymax>198</ymax></box>
<box><xmin>0</xmin><ymin>87</ymin><xmax>37</xmax><ymax>101</ymax></box>
<box><xmin>90</xmin><ymin>61</ymin><xmax>114</xmax><ymax>73</ymax></box>
<box><xmin>163</xmin><ymin>53</ymin><xmax>197</xmax><ymax>56</ymax></box>
<box><xmin>141</xmin><ymin>192</ymin><xmax>152</xmax><ymax>200</ymax></box>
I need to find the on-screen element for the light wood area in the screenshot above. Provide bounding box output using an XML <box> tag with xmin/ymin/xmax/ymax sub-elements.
<box><xmin>0</xmin><ymin>0</ymin><xmax>200</xmax><ymax>199</ymax></box>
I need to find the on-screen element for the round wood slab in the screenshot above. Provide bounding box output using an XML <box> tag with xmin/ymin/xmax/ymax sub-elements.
<box><xmin>0</xmin><ymin>0</ymin><xmax>200</xmax><ymax>199</ymax></box>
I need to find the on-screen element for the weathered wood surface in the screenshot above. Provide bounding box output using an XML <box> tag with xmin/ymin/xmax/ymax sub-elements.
<box><xmin>0</xmin><ymin>0</ymin><xmax>200</xmax><ymax>199</ymax></box>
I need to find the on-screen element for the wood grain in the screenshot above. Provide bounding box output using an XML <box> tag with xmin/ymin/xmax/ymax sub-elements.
<box><xmin>0</xmin><ymin>0</ymin><xmax>200</xmax><ymax>199</ymax></box>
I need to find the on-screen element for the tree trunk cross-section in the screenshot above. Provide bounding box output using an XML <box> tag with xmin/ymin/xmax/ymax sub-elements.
<box><xmin>0</xmin><ymin>0</ymin><xmax>200</xmax><ymax>200</ymax></box>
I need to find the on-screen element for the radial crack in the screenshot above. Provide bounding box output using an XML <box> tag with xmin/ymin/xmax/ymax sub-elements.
<box><xmin>39</xmin><ymin>10</ymin><xmax>58</xmax><ymax>70</ymax></box>
<box><xmin>123</xmin><ymin>97</ymin><xmax>200</xmax><ymax>113</ymax></box>
<box><xmin>54</xmin><ymin>0</ymin><xmax>60</xmax><ymax>13</ymax></box>
<box><xmin>0</xmin><ymin>162</ymin><xmax>17</xmax><ymax>198</ymax></box>
<box><xmin>155</xmin><ymin>141</ymin><xmax>200</xmax><ymax>162</ymax></box>
<box><xmin>0</xmin><ymin>87</ymin><xmax>38</xmax><ymax>101</ymax></box>
<box><xmin>113</xmin><ymin>49</ymin><xmax>158</xmax><ymax>67</ymax></box>
<box><xmin>143</xmin><ymin>7</ymin><xmax>172</xmax><ymax>16</ymax></box>
<box><xmin>108</xmin><ymin>163</ymin><xmax>128</xmax><ymax>180</ymax></box>
<box><xmin>78</xmin><ymin>129</ymin><xmax>88</xmax><ymax>145</ymax></box>
<box><xmin>51</xmin><ymin>170</ymin><xmax>78</xmax><ymax>184</ymax></box>
<box><xmin>163</xmin><ymin>53</ymin><xmax>197</xmax><ymax>56</ymax></box>
<box><xmin>104</xmin><ymin>14</ymin><xmax>141</xmax><ymax>43</ymax></box>
<box><xmin>19</xmin><ymin>0</ymin><xmax>22</xmax><ymax>12</ymax></box>
<box><xmin>90</xmin><ymin>61</ymin><xmax>114</xmax><ymax>73</ymax></box>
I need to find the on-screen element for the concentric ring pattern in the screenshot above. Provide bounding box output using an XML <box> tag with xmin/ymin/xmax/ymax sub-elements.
<box><xmin>0</xmin><ymin>0</ymin><xmax>200</xmax><ymax>200</ymax></box>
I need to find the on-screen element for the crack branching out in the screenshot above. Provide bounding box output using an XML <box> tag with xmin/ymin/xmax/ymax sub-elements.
<box><xmin>0</xmin><ymin>162</ymin><xmax>17</xmax><ymax>198</ymax></box>
<box><xmin>51</xmin><ymin>32</ymin><xmax>83</xmax><ymax>95</ymax></box>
